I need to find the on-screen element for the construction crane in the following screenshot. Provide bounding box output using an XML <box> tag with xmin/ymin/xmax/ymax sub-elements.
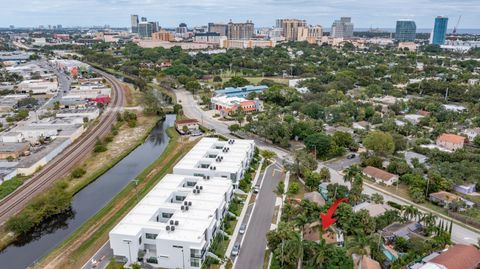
<box><xmin>453</xmin><ymin>15</ymin><xmax>462</xmax><ymax>35</ymax></box>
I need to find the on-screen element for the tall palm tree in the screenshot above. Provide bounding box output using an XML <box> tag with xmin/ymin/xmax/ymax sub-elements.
<box><xmin>348</xmin><ymin>232</ymin><xmax>370</xmax><ymax>257</ymax></box>
<box><xmin>421</xmin><ymin>213</ymin><xmax>438</xmax><ymax>235</ymax></box>
<box><xmin>402</xmin><ymin>205</ymin><xmax>420</xmax><ymax>221</ymax></box>
<box><xmin>283</xmin><ymin>234</ymin><xmax>303</xmax><ymax>268</ymax></box>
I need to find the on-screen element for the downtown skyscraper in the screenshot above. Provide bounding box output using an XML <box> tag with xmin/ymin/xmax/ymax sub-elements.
<box><xmin>395</xmin><ymin>20</ymin><xmax>416</xmax><ymax>42</ymax></box>
<box><xmin>431</xmin><ymin>16</ymin><xmax>448</xmax><ymax>45</ymax></box>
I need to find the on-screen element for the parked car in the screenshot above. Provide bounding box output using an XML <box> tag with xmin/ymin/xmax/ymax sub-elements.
<box><xmin>231</xmin><ymin>242</ymin><xmax>241</xmax><ymax>256</ymax></box>
<box><xmin>253</xmin><ymin>185</ymin><xmax>260</xmax><ymax>193</ymax></box>
<box><xmin>239</xmin><ymin>224</ymin><xmax>246</xmax><ymax>234</ymax></box>
<box><xmin>347</xmin><ymin>153</ymin><xmax>356</xmax><ymax>159</ymax></box>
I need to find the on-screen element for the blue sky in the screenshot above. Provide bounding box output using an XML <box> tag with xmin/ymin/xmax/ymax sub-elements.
<box><xmin>1</xmin><ymin>0</ymin><xmax>479</xmax><ymax>28</ymax></box>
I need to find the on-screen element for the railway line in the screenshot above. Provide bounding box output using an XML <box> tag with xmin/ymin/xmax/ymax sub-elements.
<box><xmin>0</xmin><ymin>69</ymin><xmax>125</xmax><ymax>224</ymax></box>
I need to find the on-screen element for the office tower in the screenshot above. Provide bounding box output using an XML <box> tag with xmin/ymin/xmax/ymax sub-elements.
<box><xmin>431</xmin><ymin>16</ymin><xmax>448</xmax><ymax>45</ymax></box>
<box><xmin>176</xmin><ymin>23</ymin><xmax>188</xmax><ymax>34</ymax></box>
<box><xmin>208</xmin><ymin>23</ymin><xmax>228</xmax><ymax>36</ymax></box>
<box><xmin>279</xmin><ymin>19</ymin><xmax>307</xmax><ymax>41</ymax></box>
<box><xmin>138</xmin><ymin>21</ymin><xmax>153</xmax><ymax>38</ymax></box>
<box><xmin>151</xmin><ymin>21</ymin><xmax>160</xmax><ymax>33</ymax></box>
<box><xmin>141</xmin><ymin>17</ymin><xmax>147</xmax><ymax>22</ymax></box>
<box><xmin>227</xmin><ymin>21</ymin><xmax>254</xmax><ymax>40</ymax></box>
<box><xmin>131</xmin><ymin>14</ymin><xmax>139</xmax><ymax>33</ymax></box>
<box><xmin>395</xmin><ymin>20</ymin><xmax>416</xmax><ymax>42</ymax></box>
<box><xmin>57</xmin><ymin>24</ymin><xmax>62</xmax><ymax>29</ymax></box>
<box><xmin>331</xmin><ymin>17</ymin><xmax>354</xmax><ymax>38</ymax></box>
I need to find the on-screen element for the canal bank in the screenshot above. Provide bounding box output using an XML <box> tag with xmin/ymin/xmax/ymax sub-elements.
<box><xmin>0</xmin><ymin>114</ymin><xmax>176</xmax><ymax>269</ymax></box>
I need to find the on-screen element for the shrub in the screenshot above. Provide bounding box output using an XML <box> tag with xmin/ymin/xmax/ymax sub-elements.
<box><xmin>71</xmin><ymin>167</ymin><xmax>86</xmax><ymax>178</ymax></box>
<box><xmin>288</xmin><ymin>182</ymin><xmax>300</xmax><ymax>195</ymax></box>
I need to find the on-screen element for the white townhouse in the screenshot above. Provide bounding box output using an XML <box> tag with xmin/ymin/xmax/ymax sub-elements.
<box><xmin>173</xmin><ymin>138</ymin><xmax>255</xmax><ymax>188</ymax></box>
<box><xmin>109</xmin><ymin>174</ymin><xmax>233</xmax><ymax>269</ymax></box>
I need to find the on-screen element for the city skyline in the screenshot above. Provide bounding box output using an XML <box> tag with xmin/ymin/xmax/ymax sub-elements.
<box><xmin>1</xmin><ymin>0</ymin><xmax>479</xmax><ymax>29</ymax></box>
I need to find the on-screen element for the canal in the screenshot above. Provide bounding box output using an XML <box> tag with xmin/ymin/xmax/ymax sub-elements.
<box><xmin>0</xmin><ymin>114</ymin><xmax>176</xmax><ymax>269</ymax></box>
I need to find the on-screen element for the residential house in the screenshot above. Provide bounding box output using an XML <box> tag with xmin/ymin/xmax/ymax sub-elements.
<box><xmin>353</xmin><ymin>121</ymin><xmax>370</xmax><ymax>130</ymax></box>
<box><xmin>352</xmin><ymin>202</ymin><xmax>393</xmax><ymax>217</ymax></box>
<box><xmin>436</xmin><ymin>133</ymin><xmax>466</xmax><ymax>151</ymax></box>
<box><xmin>428</xmin><ymin>191</ymin><xmax>473</xmax><ymax>209</ymax></box>
<box><xmin>352</xmin><ymin>254</ymin><xmax>381</xmax><ymax>269</ymax></box>
<box><xmin>404</xmin><ymin>114</ymin><xmax>424</xmax><ymax>125</ymax></box>
<box><xmin>380</xmin><ymin>221</ymin><xmax>423</xmax><ymax>242</ymax></box>
<box><xmin>303</xmin><ymin>222</ymin><xmax>344</xmax><ymax>246</ymax></box>
<box><xmin>402</xmin><ymin>151</ymin><xmax>428</xmax><ymax>168</ymax></box>
<box><xmin>463</xmin><ymin>128</ymin><xmax>480</xmax><ymax>141</ymax></box>
<box><xmin>454</xmin><ymin>183</ymin><xmax>476</xmax><ymax>195</ymax></box>
<box><xmin>415</xmin><ymin>244</ymin><xmax>480</xmax><ymax>269</ymax></box>
<box><xmin>363</xmin><ymin>166</ymin><xmax>399</xmax><ymax>186</ymax></box>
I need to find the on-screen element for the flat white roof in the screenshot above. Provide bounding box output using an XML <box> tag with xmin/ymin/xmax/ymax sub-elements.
<box><xmin>173</xmin><ymin>137</ymin><xmax>254</xmax><ymax>174</ymax></box>
<box><xmin>110</xmin><ymin>174</ymin><xmax>232</xmax><ymax>243</ymax></box>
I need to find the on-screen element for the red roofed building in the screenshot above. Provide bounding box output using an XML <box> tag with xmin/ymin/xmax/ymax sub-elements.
<box><xmin>436</xmin><ymin>133</ymin><xmax>466</xmax><ymax>151</ymax></box>
<box><xmin>419</xmin><ymin>244</ymin><xmax>480</xmax><ymax>269</ymax></box>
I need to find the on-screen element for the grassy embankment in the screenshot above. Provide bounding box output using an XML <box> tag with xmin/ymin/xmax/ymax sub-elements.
<box><xmin>0</xmin><ymin>84</ymin><xmax>157</xmax><ymax>251</ymax></box>
<box><xmin>36</xmin><ymin>128</ymin><xmax>198</xmax><ymax>269</ymax></box>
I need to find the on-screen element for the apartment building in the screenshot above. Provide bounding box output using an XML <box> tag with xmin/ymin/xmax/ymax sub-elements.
<box><xmin>173</xmin><ymin>138</ymin><xmax>255</xmax><ymax>187</ymax></box>
<box><xmin>226</xmin><ymin>21</ymin><xmax>254</xmax><ymax>40</ymax></box>
<box><xmin>109</xmin><ymin>174</ymin><xmax>233</xmax><ymax>268</ymax></box>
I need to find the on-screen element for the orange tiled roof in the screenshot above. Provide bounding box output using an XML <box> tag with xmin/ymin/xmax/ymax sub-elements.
<box><xmin>437</xmin><ymin>133</ymin><xmax>466</xmax><ymax>144</ymax></box>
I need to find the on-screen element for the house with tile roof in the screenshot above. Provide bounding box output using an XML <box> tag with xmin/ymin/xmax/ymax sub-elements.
<box><xmin>436</xmin><ymin>133</ymin><xmax>466</xmax><ymax>151</ymax></box>
<box><xmin>362</xmin><ymin>166</ymin><xmax>399</xmax><ymax>186</ymax></box>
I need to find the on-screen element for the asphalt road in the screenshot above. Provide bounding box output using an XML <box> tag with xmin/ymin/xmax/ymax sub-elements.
<box><xmin>234</xmin><ymin>161</ymin><xmax>284</xmax><ymax>269</ymax></box>
<box><xmin>0</xmin><ymin>68</ymin><xmax>125</xmax><ymax>224</ymax></box>
<box><xmin>321</xmin><ymin>163</ymin><xmax>480</xmax><ymax>245</ymax></box>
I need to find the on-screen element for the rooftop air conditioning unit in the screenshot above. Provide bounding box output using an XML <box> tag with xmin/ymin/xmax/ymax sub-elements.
<box><xmin>171</xmin><ymin>226</ymin><xmax>175</xmax><ymax>231</ymax></box>
<box><xmin>185</xmin><ymin>206</ymin><xmax>189</xmax><ymax>211</ymax></box>
<box><xmin>170</xmin><ymin>220</ymin><xmax>174</xmax><ymax>225</ymax></box>
<box><xmin>193</xmin><ymin>189</ymin><xmax>197</xmax><ymax>194</ymax></box>
<box><xmin>166</xmin><ymin>226</ymin><xmax>171</xmax><ymax>231</ymax></box>
<box><xmin>188</xmin><ymin>201</ymin><xmax>192</xmax><ymax>206</ymax></box>
<box><xmin>175</xmin><ymin>220</ymin><xmax>179</xmax><ymax>226</ymax></box>
<box><xmin>181</xmin><ymin>205</ymin><xmax>185</xmax><ymax>210</ymax></box>
<box><xmin>200</xmin><ymin>186</ymin><xmax>203</xmax><ymax>190</ymax></box>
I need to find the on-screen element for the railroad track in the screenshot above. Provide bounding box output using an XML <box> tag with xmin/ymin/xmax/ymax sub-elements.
<box><xmin>0</xmin><ymin>69</ymin><xmax>125</xmax><ymax>224</ymax></box>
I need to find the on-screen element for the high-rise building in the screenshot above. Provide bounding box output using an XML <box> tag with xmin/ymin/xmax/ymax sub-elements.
<box><xmin>278</xmin><ymin>19</ymin><xmax>307</xmax><ymax>41</ymax></box>
<box><xmin>395</xmin><ymin>20</ymin><xmax>416</xmax><ymax>42</ymax></box>
<box><xmin>331</xmin><ymin>17</ymin><xmax>354</xmax><ymax>38</ymax></box>
<box><xmin>141</xmin><ymin>17</ymin><xmax>147</xmax><ymax>22</ymax></box>
<box><xmin>131</xmin><ymin>14</ymin><xmax>139</xmax><ymax>33</ymax></box>
<box><xmin>138</xmin><ymin>21</ymin><xmax>154</xmax><ymax>38</ymax></box>
<box><xmin>208</xmin><ymin>23</ymin><xmax>228</xmax><ymax>36</ymax></box>
<box><xmin>227</xmin><ymin>21</ymin><xmax>254</xmax><ymax>40</ymax></box>
<box><xmin>176</xmin><ymin>23</ymin><xmax>188</xmax><ymax>34</ymax></box>
<box><xmin>431</xmin><ymin>16</ymin><xmax>448</xmax><ymax>45</ymax></box>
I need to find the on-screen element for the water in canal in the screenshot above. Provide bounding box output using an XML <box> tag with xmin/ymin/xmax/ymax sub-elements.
<box><xmin>0</xmin><ymin>114</ymin><xmax>176</xmax><ymax>269</ymax></box>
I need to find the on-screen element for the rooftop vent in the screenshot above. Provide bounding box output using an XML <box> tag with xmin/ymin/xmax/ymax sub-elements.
<box><xmin>175</xmin><ymin>220</ymin><xmax>179</xmax><ymax>226</ymax></box>
<box><xmin>188</xmin><ymin>201</ymin><xmax>192</xmax><ymax>206</ymax></box>
<box><xmin>166</xmin><ymin>226</ymin><xmax>171</xmax><ymax>231</ymax></box>
<box><xmin>171</xmin><ymin>225</ymin><xmax>175</xmax><ymax>231</ymax></box>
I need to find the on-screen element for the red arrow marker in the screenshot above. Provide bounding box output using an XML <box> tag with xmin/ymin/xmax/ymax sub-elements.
<box><xmin>320</xmin><ymin>197</ymin><xmax>349</xmax><ymax>230</ymax></box>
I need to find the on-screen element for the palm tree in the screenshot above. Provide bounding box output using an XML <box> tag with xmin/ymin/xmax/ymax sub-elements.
<box><xmin>310</xmin><ymin>239</ymin><xmax>328</xmax><ymax>267</ymax></box>
<box><xmin>283</xmin><ymin>234</ymin><xmax>303</xmax><ymax>268</ymax></box>
<box><xmin>347</xmin><ymin>231</ymin><xmax>370</xmax><ymax>257</ymax></box>
<box><xmin>344</xmin><ymin>165</ymin><xmax>362</xmax><ymax>183</ymax></box>
<box><xmin>402</xmin><ymin>205</ymin><xmax>420</xmax><ymax>221</ymax></box>
<box><xmin>421</xmin><ymin>213</ymin><xmax>438</xmax><ymax>235</ymax></box>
